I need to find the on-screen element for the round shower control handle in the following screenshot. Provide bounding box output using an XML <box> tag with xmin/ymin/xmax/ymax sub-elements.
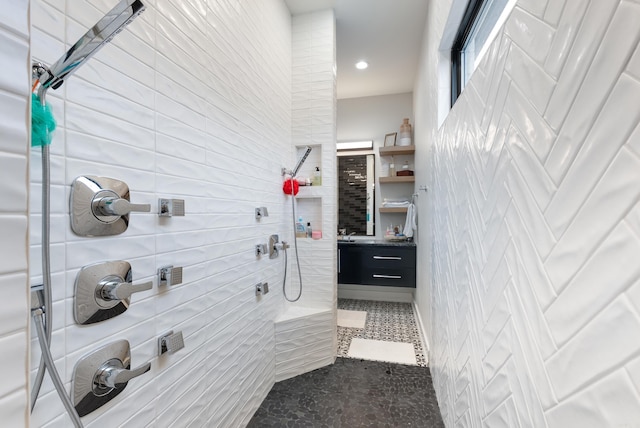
<box><xmin>95</xmin><ymin>358</ymin><xmax>151</xmax><ymax>390</ymax></box>
<box><xmin>94</xmin><ymin>196</ymin><xmax>151</xmax><ymax>217</ymax></box>
<box><xmin>98</xmin><ymin>278</ymin><xmax>153</xmax><ymax>301</ymax></box>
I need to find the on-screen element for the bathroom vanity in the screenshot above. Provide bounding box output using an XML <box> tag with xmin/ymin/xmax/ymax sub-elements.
<box><xmin>338</xmin><ymin>240</ymin><xmax>416</xmax><ymax>287</ymax></box>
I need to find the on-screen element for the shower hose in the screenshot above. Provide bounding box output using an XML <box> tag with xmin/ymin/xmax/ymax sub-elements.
<box><xmin>31</xmin><ymin>96</ymin><xmax>84</xmax><ymax>427</ymax></box>
<box><xmin>283</xmin><ymin>176</ymin><xmax>303</xmax><ymax>302</ymax></box>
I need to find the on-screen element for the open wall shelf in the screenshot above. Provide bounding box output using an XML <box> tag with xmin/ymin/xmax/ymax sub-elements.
<box><xmin>379</xmin><ymin>207</ymin><xmax>409</xmax><ymax>213</ymax></box>
<box><xmin>378</xmin><ymin>145</ymin><xmax>415</xmax><ymax>156</ymax></box>
<box><xmin>379</xmin><ymin>176</ymin><xmax>415</xmax><ymax>183</ymax></box>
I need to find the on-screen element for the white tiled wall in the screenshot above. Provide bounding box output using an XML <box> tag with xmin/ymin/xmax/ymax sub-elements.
<box><xmin>275</xmin><ymin>9</ymin><xmax>337</xmax><ymax>382</ymax></box>
<box><xmin>419</xmin><ymin>0</ymin><xmax>640</xmax><ymax>426</ymax></box>
<box><xmin>0</xmin><ymin>1</ymin><xmax>30</xmax><ymax>427</ymax></box>
<box><xmin>289</xmin><ymin>9</ymin><xmax>337</xmax><ymax>310</ymax></box>
<box><xmin>27</xmin><ymin>0</ymin><xmax>302</xmax><ymax>426</ymax></box>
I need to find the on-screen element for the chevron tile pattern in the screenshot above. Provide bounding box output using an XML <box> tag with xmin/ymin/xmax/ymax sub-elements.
<box><xmin>430</xmin><ymin>0</ymin><xmax>640</xmax><ymax>426</ymax></box>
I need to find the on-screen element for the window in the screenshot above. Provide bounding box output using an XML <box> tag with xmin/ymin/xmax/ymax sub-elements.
<box><xmin>451</xmin><ymin>0</ymin><xmax>514</xmax><ymax>105</ymax></box>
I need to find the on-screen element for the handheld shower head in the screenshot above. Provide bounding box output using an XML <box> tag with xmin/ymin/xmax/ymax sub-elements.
<box><xmin>292</xmin><ymin>146</ymin><xmax>312</xmax><ymax>177</ymax></box>
<box><xmin>37</xmin><ymin>0</ymin><xmax>145</xmax><ymax>91</ymax></box>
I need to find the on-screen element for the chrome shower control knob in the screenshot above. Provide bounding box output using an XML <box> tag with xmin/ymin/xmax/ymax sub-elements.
<box><xmin>71</xmin><ymin>176</ymin><xmax>150</xmax><ymax>236</ymax></box>
<box><xmin>93</xmin><ymin>194</ymin><xmax>151</xmax><ymax>219</ymax></box>
<box><xmin>72</xmin><ymin>340</ymin><xmax>150</xmax><ymax>417</ymax></box>
<box><xmin>97</xmin><ymin>277</ymin><xmax>152</xmax><ymax>301</ymax></box>
<box><xmin>74</xmin><ymin>261</ymin><xmax>152</xmax><ymax>324</ymax></box>
<box><xmin>93</xmin><ymin>358</ymin><xmax>151</xmax><ymax>394</ymax></box>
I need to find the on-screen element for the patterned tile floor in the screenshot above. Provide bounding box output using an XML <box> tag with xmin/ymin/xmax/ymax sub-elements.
<box><xmin>247</xmin><ymin>357</ymin><xmax>445</xmax><ymax>427</ymax></box>
<box><xmin>337</xmin><ymin>299</ymin><xmax>427</xmax><ymax>367</ymax></box>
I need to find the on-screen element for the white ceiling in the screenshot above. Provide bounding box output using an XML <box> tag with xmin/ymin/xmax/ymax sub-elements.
<box><xmin>284</xmin><ymin>0</ymin><xmax>429</xmax><ymax>100</ymax></box>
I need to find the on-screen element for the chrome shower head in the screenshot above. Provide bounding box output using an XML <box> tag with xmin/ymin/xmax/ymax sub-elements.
<box><xmin>292</xmin><ymin>146</ymin><xmax>312</xmax><ymax>177</ymax></box>
<box><xmin>37</xmin><ymin>0</ymin><xmax>145</xmax><ymax>91</ymax></box>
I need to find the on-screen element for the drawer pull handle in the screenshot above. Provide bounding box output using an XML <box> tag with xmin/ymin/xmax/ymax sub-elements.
<box><xmin>372</xmin><ymin>274</ymin><xmax>402</xmax><ymax>279</ymax></box>
<box><xmin>372</xmin><ymin>256</ymin><xmax>402</xmax><ymax>260</ymax></box>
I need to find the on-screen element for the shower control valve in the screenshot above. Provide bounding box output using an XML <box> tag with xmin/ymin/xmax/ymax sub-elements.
<box><xmin>74</xmin><ymin>261</ymin><xmax>151</xmax><ymax>325</ymax></box>
<box><xmin>95</xmin><ymin>358</ymin><xmax>151</xmax><ymax>391</ymax></box>
<box><xmin>94</xmin><ymin>196</ymin><xmax>150</xmax><ymax>217</ymax></box>
<box><xmin>97</xmin><ymin>276</ymin><xmax>152</xmax><ymax>301</ymax></box>
<box><xmin>72</xmin><ymin>340</ymin><xmax>151</xmax><ymax>417</ymax></box>
<box><xmin>255</xmin><ymin>243</ymin><xmax>268</xmax><ymax>257</ymax></box>
<box><xmin>71</xmin><ymin>176</ymin><xmax>150</xmax><ymax>236</ymax></box>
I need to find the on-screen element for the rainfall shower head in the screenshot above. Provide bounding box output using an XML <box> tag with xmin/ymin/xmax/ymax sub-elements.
<box><xmin>292</xmin><ymin>146</ymin><xmax>312</xmax><ymax>177</ymax></box>
<box><xmin>36</xmin><ymin>0</ymin><xmax>145</xmax><ymax>92</ymax></box>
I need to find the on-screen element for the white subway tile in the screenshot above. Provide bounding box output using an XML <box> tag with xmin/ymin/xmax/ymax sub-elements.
<box><xmin>505</xmin><ymin>7</ymin><xmax>554</xmax><ymax>65</ymax></box>
<box><xmin>0</xmin><ymin>388</ymin><xmax>28</xmax><ymax>428</ymax></box>
<box><xmin>0</xmin><ymin>215</ymin><xmax>27</xmax><ymax>275</ymax></box>
<box><xmin>505</xmin><ymin>126</ymin><xmax>556</xmax><ymax>210</ymax></box>
<box><xmin>0</xmin><ymin>153</ymin><xmax>27</xmax><ymax>213</ymax></box>
<box><xmin>0</xmin><ymin>273</ymin><xmax>28</xmax><ymax>337</ymax></box>
<box><xmin>504</xmin><ymin>43</ymin><xmax>555</xmax><ymax>115</ymax></box>
<box><xmin>543</xmin><ymin>0</ymin><xmax>619</xmax><ymax>131</ymax></box>
<box><xmin>482</xmin><ymin>360</ymin><xmax>512</xmax><ymax>414</ymax></box>
<box><xmin>547</xmin><ymin>296</ymin><xmax>640</xmax><ymax>399</ymax></box>
<box><xmin>628</xmin><ymin>43</ymin><xmax>640</xmax><ymax>82</ymax></box>
<box><xmin>25</xmin><ymin>2</ymin><xmax>336</xmax><ymax>426</ymax></box>
<box><xmin>506</xmin><ymin>167</ymin><xmax>555</xmax><ymax>258</ymax></box>
<box><xmin>544</xmin><ymin>0</ymin><xmax>590</xmax><ymax>78</ymax></box>
<box><xmin>546</xmin><ymin>369</ymin><xmax>640</xmax><ymax>427</ymax></box>
<box><xmin>542</xmin><ymin>0</ymin><xmax>565</xmax><ymax>26</ymax></box>
<box><xmin>545</xmin><ymin>76</ymin><xmax>640</xmax><ymax>236</ymax></box>
<box><xmin>482</xmin><ymin>321</ymin><xmax>512</xmax><ymax>383</ymax></box>
<box><xmin>626</xmin><ymin>356</ymin><xmax>640</xmax><ymax>395</ymax></box>
<box><xmin>545</xmin><ymin>222</ymin><xmax>640</xmax><ymax>345</ymax></box>
<box><xmin>503</xmin><ymin>243</ymin><xmax>556</xmax><ymax>359</ymax></box>
<box><xmin>505</xmin><ymin>84</ymin><xmax>556</xmax><ymax>162</ymax></box>
<box><xmin>0</xmin><ymin>330</ymin><xmax>27</xmax><ymax>398</ymax></box>
<box><xmin>627</xmin><ymin>119</ymin><xmax>640</xmax><ymax>158</ymax></box>
<box><xmin>517</xmin><ymin>0</ymin><xmax>548</xmax><ymax>18</ymax></box>
<box><xmin>544</xmin><ymin>149</ymin><xmax>640</xmax><ymax>292</ymax></box>
<box><xmin>0</xmin><ymin>91</ymin><xmax>28</xmax><ymax>155</ymax></box>
<box><xmin>0</xmin><ymin>30</ymin><xmax>29</xmax><ymax>97</ymax></box>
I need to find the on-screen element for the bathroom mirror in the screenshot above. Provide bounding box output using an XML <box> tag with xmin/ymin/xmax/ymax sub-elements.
<box><xmin>337</xmin><ymin>153</ymin><xmax>375</xmax><ymax>236</ymax></box>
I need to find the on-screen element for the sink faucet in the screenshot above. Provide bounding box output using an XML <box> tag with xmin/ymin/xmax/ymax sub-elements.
<box><xmin>346</xmin><ymin>232</ymin><xmax>356</xmax><ymax>242</ymax></box>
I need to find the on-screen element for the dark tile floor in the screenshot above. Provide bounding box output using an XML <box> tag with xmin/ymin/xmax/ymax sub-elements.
<box><xmin>247</xmin><ymin>357</ymin><xmax>445</xmax><ymax>428</ymax></box>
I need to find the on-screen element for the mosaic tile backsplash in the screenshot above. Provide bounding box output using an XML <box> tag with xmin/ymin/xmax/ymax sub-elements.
<box><xmin>338</xmin><ymin>155</ymin><xmax>370</xmax><ymax>235</ymax></box>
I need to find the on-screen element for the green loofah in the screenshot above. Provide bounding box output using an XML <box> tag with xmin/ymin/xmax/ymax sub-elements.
<box><xmin>31</xmin><ymin>93</ymin><xmax>56</xmax><ymax>147</ymax></box>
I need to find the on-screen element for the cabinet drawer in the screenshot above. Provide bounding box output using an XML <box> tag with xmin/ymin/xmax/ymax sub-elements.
<box><xmin>362</xmin><ymin>247</ymin><xmax>415</xmax><ymax>269</ymax></box>
<box><xmin>362</xmin><ymin>267</ymin><xmax>416</xmax><ymax>287</ymax></box>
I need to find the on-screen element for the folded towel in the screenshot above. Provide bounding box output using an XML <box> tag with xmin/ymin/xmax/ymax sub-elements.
<box><xmin>382</xmin><ymin>200</ymin><xmax>410</xmax><ymax>207</ymax></box>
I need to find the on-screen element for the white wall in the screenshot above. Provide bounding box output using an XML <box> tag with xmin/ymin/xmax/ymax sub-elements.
<box><xmin>0</xmin><ymin>1</ymin><xmax>30</xmax><ymax>427</ymax></box>
<box><xmin>337</xmin><ymin>93</ymin><xmax>413</xmax><ymax>238</ymax></box>
<box><xmin>289</xmin><ymin>10</ymin><xmax>338</xmax><ymax>311</ymax></box>
<box><xmin>27</xmin><ymin>0</ymin><xmax>299</xmax><ymax>426</ymax></box>
<box><xmin>416</xmin><ymin>0</ymin><xmax>640</xmax><ymax>426</ymax></box>
<box><xmin>274</xmin><ymin>9</ymin><xmax>337</xmax><ymax>382</ymax></box>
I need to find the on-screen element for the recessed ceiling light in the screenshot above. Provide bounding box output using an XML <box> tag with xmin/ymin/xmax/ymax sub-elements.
<box><xmin>355</xmin><ymin>61</ymin><xmax>368</xmax><ymax>70</ymax></box>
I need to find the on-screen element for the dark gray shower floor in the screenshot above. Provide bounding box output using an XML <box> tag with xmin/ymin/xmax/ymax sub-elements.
<box><xmin>247</xmin><ymin>357</ymin><xmax>445</xmax><ymax>427</ymax></box>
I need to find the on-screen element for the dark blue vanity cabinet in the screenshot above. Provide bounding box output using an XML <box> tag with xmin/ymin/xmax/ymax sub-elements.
<box><xmin>338</xmin><ymin>241</ymin><xmax>416</xmax><ymax>287</ymax></box>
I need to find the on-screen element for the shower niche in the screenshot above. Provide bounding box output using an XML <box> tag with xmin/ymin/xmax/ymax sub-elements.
<box><xmin>293</xmin><ymin>144</ymin><xmax>322</xmax><ymax>192</ymax></box>
<box><xmin>294</xmin><ymin>197</ymin><xmax>322</xmax><ymax>238</ymax></box>
<box><xmin>291</xmin><ymin>144</ymin><xmax>324</xmax><ymax>239</ymax></box>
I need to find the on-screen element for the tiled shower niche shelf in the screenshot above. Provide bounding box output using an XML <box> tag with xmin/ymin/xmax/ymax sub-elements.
<box><xmin>294</xmin><ymin>186</ymin><xmax>324</xmax><ymax>198</ymax></box>
<box><xmin>379</xmin><ymin>176</ymin><xmax>415</xmax><ymax>184</ymax></box>
<box><xmin>294</xmin><ymin>196</ymin><xmax>322</xmax><ymax>235</ymax></box>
